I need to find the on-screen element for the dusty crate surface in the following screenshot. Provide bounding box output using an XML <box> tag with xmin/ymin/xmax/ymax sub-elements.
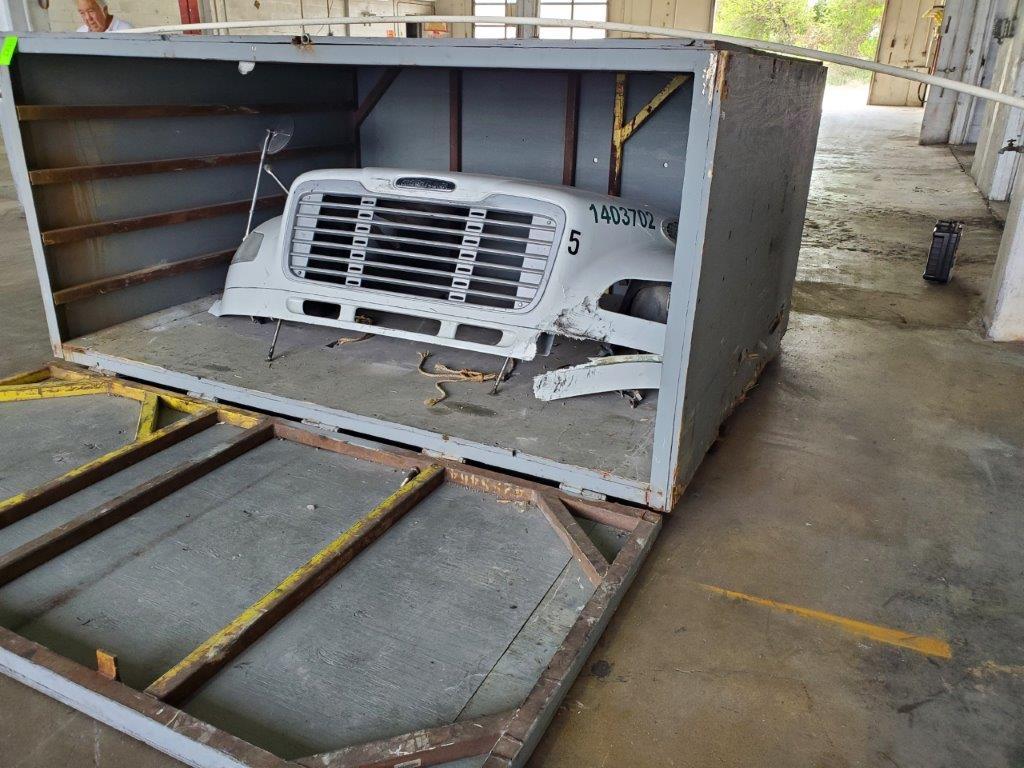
<box><xmin>70</xmin><ymin>297</ymin><xmax>658</xmax><ymax>483</ymax></box>
<box><xmin>0</xmin><ymin>375</ymin><xmax>653</xmax><ymax>768</ymax></box>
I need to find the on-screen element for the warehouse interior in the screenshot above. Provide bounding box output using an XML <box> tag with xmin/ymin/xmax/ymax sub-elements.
<box><xmin>0</xmin><ymin>1</ymin><xmax>1022</xmax><ymax>767</ymax></box>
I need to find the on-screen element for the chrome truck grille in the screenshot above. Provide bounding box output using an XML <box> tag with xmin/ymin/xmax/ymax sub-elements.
<box><xmin>288</xmin><ymin>192</ymin><xmax>560</xmax><ymax>311</ymax></box>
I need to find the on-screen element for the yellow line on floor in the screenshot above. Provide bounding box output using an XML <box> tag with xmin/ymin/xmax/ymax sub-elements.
<box><xmin>701</xmin><ymin>584</ymin><xmax>952</xmax><ymax>659</ymax></box>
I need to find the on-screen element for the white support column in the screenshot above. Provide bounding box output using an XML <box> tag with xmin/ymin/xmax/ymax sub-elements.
<box><xmin>921</xmin><ymin>0</ymin><xmax>978</xmax><ymax>144</ymax></box>
<box><xmin>972</xmin><ymin>0</ymin><xmax>1024</xmax><ymax>200</ymax></box>
<box><xmin>986</xmin><ymin>167</ymin><xmax>1024</xmax><ymax>339</ymax></box>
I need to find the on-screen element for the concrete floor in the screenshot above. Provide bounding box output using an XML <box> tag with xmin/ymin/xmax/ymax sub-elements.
<box><xmin>2</xmin><ymin>94</ymin><xmax>1024</xmax><ymax>767</ymax></box>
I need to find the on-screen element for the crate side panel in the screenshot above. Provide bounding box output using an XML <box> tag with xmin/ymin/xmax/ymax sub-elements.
<box><xmin>673</xmin><ymin>52</ymin><xmax>826</xmax><ymax>497</ymax></box>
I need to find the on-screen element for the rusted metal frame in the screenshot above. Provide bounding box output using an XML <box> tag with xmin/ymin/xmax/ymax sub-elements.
<box><xmin>450</xmin><ymin>69</ymin><xmax>462</xmax><ymax>173</ymax></box>
<box><xmin>562</xmin><ymin>71</ymin><xmax>581</xmax><ymax>187</ymax></box>
<box><xmin>607</xmin><ymin>73</ymin><xmax>689</xmax><ymax>196</ymax></box>
<box><xmin>353</xmin><ymin>67</ymin><xmax>402</xmax><ymax>128</ymax></box>
<box><xmin>0</xmin><ymin>421</ymin><xmax>274</xmax><ymax>588</ymax></box>
<box><xmin>533</xmin><ymin>494</ymin><xmax>608</xmax><ymax>587</ymax></box>
<box><xmin>0</xmin><ymin>627</ymin><xmax>298</xmax><ymax>768</ymax></box>
<box><xmin>28</xmin><ymin>144</ymin><xmax>346</xmax><ymax>186</ymax></box>
<box><xmin>16</xmin><ymin>103</ymin><xmax>347</xmax><ymax>122</ymax></box>
<box><xmin>145</xmin><ymin>463</ymin><xmax>445</xmax><ymax>706</ymax></box>
<box><xmin>0</xmin><ymin>409</ymin><xmax>217</xmax><ymax>531</ymax></box>
<box><xmin>296</xmin><ymin>710</ymin><xmax>514</xmax><ymax>768</ymax></box>
<box><xmin>51</xmin><ymin>249</ymin><xmax>236</xmax><ymax>306</ymax></box>
<box><xmin>483</xmin><ymin>517</ymin><xmax>661</xmax><ymax>767</ymax></box>
<box><xmin>272</xmin><ymin>422</ymin><xmax>645</xmax><ymax>529</ymax></box>
<box><xmin>41</xmin><ymin>195</ymin><xmax>286</xmax><ymax>246</ymax></box>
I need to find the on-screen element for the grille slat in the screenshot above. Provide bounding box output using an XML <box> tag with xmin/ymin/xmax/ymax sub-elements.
<box><xmin>296</xmin><ymin>212</ymin><xmax>557</xmax><ymax>247</ymax></box>
<box><xmin>289</xmin><ymin>247</ymin><xmax>546</xmax><ymax>277</ymax></box>
<box><xmin>296</xmin><ymin>266</ymin><xmax>538</xmax><ymax>304</ymax></box>
<box><xmin>288</xmin><ymin>189</ymin><xmax>561</xmax><ymax>311</ymax></box>
<box><xmin>290</xmin><ymin>252</ymin><xmax>542</xmax><ymax>289</ymax></box>
<box><xmin>291</xmin><ymin>226</ymin><xmax>551</xmax><ymax>261</ymax></box>
<box><xmin>306</xmin><ymin>200</ymin><xmax>558</xmax><ymax>230</ymax></box>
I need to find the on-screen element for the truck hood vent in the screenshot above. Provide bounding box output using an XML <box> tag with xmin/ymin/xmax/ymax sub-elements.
<box><xmin>289</xmin><ymin>191</ymin><xmax>560</xmax><ymax>311</ymax></box>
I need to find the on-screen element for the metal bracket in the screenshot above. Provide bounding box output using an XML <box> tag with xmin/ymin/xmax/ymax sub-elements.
<box><xmin>421</xmin><ymin>448</ymin><xmax>466</xmax><ymax>464</ymax></box>
<box><xmin>558</xmin><ymin>484</ymin><xmax>608</xmax><ymax>502</ymax></box>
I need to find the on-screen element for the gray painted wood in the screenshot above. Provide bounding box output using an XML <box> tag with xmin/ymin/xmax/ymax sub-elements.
<box><xmin>0</xmin><ymin>438</ymin><xmax>413</xmax><ymax>690</ymax></box>
<box><xmin>0</xmin><ymin>395</ymin><xmax>139</xmax><ymax>499</ymax></box>
<box><xmin>184</xmin><ymin>490</ymin><xmax>571</xmax><ymax>758</ymax></box>
<box><xmin>73</xmin><ymin>298</ymin><xmax>658</xmax><ymax>483</ymax></box>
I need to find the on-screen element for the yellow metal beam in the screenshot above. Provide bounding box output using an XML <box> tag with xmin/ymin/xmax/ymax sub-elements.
<box><xmin>135</xmin><ymin>393</ymin><xmax>161</xmax><ymax>440</ymax></box>
<box><xmin>0</xmin><ymin>381</ymin><xmax>110</xmax><ymax>402</ymax></box>
<box><xmin>146</xmin><ymin>464</ymin><xmax>446</xmax><ymax>705</ymax></box>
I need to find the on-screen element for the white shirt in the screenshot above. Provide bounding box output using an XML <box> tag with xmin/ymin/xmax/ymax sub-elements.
<box><xmin>77</xmin><ymin>17</ymin><xmax>133</xmax><ymax>32</ymax></box>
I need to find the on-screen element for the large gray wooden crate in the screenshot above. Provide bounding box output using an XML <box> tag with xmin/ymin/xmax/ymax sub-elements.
<box><xmin>0</xmin><ymin>34</ymin><xmax>826</xmax><ymax>511</ymax></box>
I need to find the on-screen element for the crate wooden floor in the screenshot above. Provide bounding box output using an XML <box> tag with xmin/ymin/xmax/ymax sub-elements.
<box><xmin>69</xmin><ymin>296</ymin><xmax>658</xmax><ymax>486</ymax></box>
<box><xmin>0</xmin><ymin>381</ymin><xmax>644</xmax><ymax>766</ymax></box>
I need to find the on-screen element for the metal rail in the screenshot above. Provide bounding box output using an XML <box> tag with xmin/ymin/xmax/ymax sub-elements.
<box><xmin>116</xmin><ymin>16</ymin><xmax>1024</xmax><ymax>112</ymax></box>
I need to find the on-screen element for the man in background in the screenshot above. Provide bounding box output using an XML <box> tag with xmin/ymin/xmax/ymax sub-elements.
<box><xmin>76</xmin><ymin>0</ymin><xmax>132</xmax><ymax>31</ymax></box>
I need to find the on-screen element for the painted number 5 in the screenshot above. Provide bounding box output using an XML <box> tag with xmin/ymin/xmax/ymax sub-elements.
<box><xmin>568</xmin><ymin>229</ymin><xmax>582</xmax><ymax>255</ymax></box>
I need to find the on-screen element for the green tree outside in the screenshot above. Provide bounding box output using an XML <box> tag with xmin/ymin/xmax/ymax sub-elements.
<box><xmin>715</xmin><ymin>0</ymin><xmax>885</xmax><ymax>82</ymax></box>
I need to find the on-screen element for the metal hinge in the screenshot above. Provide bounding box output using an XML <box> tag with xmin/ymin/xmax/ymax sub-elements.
<box><xmin>300</xmin><ymin>418</ymin><xmax>341</xmax><ymax>433</ymax></box>
<box><xmin>993</xmin><ymin>16</ymin><xmax>1016</xmax><ymax>42</ymax></box>
<box><xmin>421</xmin><ymin>448</ymin><xmax>466</xmax><ymax>463</ymax></box>
<box><xmin>558</xmin><ymin>484</ymin><xmax>607</xmax><ymax>502</ymax></box>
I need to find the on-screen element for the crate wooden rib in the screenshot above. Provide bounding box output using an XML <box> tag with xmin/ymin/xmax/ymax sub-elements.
<box><xmin>0</xmin><ymin>364</ymin><xmax>659</xmax><ymax>768</ymax></box>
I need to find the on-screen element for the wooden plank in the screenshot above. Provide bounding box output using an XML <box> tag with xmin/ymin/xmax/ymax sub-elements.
<box><xmin>562</xmin><ymin>72</ymin><xmax>581</xmax><ymax>187</ymax></box>
<box><xmin>16</xmin><ymin>103</ymin><xmax>346</xmax><ymax>122</ymax></box>
<box><xmin>450</xmin><ymin>69</ymin><xmax>462</xmax><ymax>173</ymax></box>
<box><xmin>0</xmin><ymin>421</ymin><xmax>273</xmax><ymax>588</ymax></box>
<box><xmin>272</xmin><ymin>420</ymin><xmax>648</xmax><ymax>528</ymax></box>
<box><xmin>51</xmin><ymin>249</ymin><xmax>235</xmax><ymax>306</ymax></box>
<box><xmin>353</xmin><ymin>67</ymin><xmax>402</xmax><ymax>128</ymax></box>
<box><xmin>534</xmin><ymin>494</ymin><xmax>608</xmax><ymax>586</ymax></box>
<box><xmin>619</xmin><ymin>74</ymin><xmax>689</xmax><ymax>142</ymax></box>
<box><xmin>0</xmin><ymin>409</ymin><xmax>217</xmax><ymax>531</ymax></box>
<box><xmin>296</xmin><ymin>711</ymin><xmax>512</xmax><ymax>768</ymax></box>
<box><xmin>28</xmin><ymin>144</ymin><xmax>346</xmax><ymax>186</ymax></box>
<box><xmin>0</xmin><ymin>627</ymin><xmax>297</xmax><ymax>768</ymax></box>
<box><xmin>41</xmin><ymin>195</ymin><xmax>285</xmax><ymax>246</ymax></box>
<box><xmin>0</xmin><ymin>368</ymin><xmax>52</xmax><ymax>386</ymax></box>
<box><xmin>609</xmin><ymin>73</ymin><xmax>688</xmax><ymax>196</ymax></box>
<box><xmin>95</xmin><ymin>649</ymin><xmax>121</xmax><ymax>681</ymax></box>
<box><xmin>0</xmin><ymin>381</ymin><xmax>109</xmax><ymax>402</ymax></box>
<box><xmin>144</xmin><ymin>463</ymin><xmax>446</xmax><ymax>707</ymax></box>
<box><xmin>482</xmin><ymin>519</ymin><xmax>660</xmax><ymax>768</ymax></box>
<box><xmin>608</xmin><ymin>72</ymin><xmax>627</xmax><ymax>196</ymax></box>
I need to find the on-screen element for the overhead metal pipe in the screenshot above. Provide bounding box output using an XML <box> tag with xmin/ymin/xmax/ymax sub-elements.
<box><xmin>114</xmin><ymin>15</ymin><xmax>1024</xmax><ymax>111</ymax></box>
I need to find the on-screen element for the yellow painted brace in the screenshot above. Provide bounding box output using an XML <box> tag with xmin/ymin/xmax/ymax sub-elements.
<box><xmin>0</xmin><ymin>381</ymin><xmax>110</xmax><ymax>402</ymax></box>
<box><xmin>146</xmin><ymin>464</ymin><xmax>446</xmax><ymax>700</ymax></box>
<box><xmin>0</xmin><ymin>408</ymin><xmax>217</xmax><ymax>526</ymax></box>
<box><xmin>0</xmin><ymin>368</ymin><xmax>52</xmax><ymax>386</ymax></box>
<box><xmin>702</xmin><ymin>584</ymin><xmax>952</xmax><ymax>659</ymax></box>
<box><xmin>135</xmin><ymin>393</ymin><xmax>161</xmax><ymax>441</ymax></box>
<box><xmin>609</xmin><ymin>73</ymin><xmax>690</xmax><ymax>196</ymax></box>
